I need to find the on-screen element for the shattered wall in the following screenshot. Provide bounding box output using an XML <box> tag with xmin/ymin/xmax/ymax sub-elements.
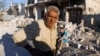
<box><xmin>84</xmin><ymin>0</ymin><xmax>100</xmax><ymax>28</ymax></box>
<box><xmin>85</xmin><ymin>0</ymin><xmax>100</xmax><ymax>14</ymax></box>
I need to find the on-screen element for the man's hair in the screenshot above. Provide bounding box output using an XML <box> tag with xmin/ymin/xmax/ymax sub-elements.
<box><xmin>46</xmin><ymin>6</ymin><xmax>60</xmax><ymax>15</ymax></box>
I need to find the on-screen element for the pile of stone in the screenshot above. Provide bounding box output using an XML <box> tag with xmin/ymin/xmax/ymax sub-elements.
<box><xmin>57</xmin><ymin>21</ymin><xmax>100</xmax><ymax>56</ymax></box>
<box><xmin>0</xmin><ymin>16</ymin><xmax>34</xmax><ymax>28</ymax></box>
<box><xmin>10</xmin><ymin>16</ymin><xmax>34</xmax><ymax>27</ymax></box>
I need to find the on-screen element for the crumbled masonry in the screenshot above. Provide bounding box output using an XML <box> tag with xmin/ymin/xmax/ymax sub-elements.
<box><xmin>1</xmin><ymin>17</ymin><xmax>100</xmax><ymax>56</ymax></box>
<box><xmin>57</xmin><ymin>21</ymin><xmax>100</xmax><ymax>56</ymax></box>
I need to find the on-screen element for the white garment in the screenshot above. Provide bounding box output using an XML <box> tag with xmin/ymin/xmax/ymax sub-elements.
<box><xmin>13</xmin><ymin>19</ymin><xmax>58</xmax><ymax>52</ymax></box>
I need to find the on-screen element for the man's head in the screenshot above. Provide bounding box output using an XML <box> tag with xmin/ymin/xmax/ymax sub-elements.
<box><xmin>45</xmin><ymin>6</ymin><xmax>60</xmax><ymax>30</ymax></box>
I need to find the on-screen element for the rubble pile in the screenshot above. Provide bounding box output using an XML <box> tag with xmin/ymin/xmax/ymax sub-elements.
<box><xmin>57</xmin><ymin>21</ymin><xmax>100</xmax><ymax>56</ymax></box>
<box><xmin>1</xmin><ymin>18</ymin><xmax>100</xmax><ymax>56</ymax></box>
<box><xmin>12</xmin><ymin>16</ymin><xmax>34</xmax><ymax>27</ymax></box>
<box><xmin>0</xmin><ymin>16</ymin><xmax>34</xmax><ymax>28</ymax></box>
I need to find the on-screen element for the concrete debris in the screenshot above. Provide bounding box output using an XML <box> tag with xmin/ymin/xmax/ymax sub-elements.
<box><xmin>1</xmin><ymin>18</ymin><xmax>100</xmax><ymax>56</ymax></box>
<box><xmin>57</xmin><ymin>21</ymin><xmax>100</xmax><ymax>56</ymax></box>
<box><xmin>0</xmin><ymin>16</ymin><xmax>34</xmax><ymax>28</ymax></box>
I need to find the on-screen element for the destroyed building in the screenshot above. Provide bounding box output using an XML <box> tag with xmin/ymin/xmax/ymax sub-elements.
<box><xmin>25</xmin><ymin>1</ymin><xmax>100</xmax><ymax>56</ymax></box>
<box><xmin>26</xmin><ymin>0</ymin><xmax>100</xmax><ymax>29</ymax></box>
<box><xmin>7</xmin><ymin>3</ymin><xmax>25</xmax><ymax>17</ymax></box>
<box><xmin>0</xmin><ymin>2</ymin><xmax>26</xmax><ymax>21</ymax></box>
<box><xmin>25</xmin><ymin>0</ymin><xmax>84</xmax><ymax>22</ymax></box>
<box><xmin>0</xmin><ymin>0</ymin><xmax>100</xmax><ymax>56</ymax></box>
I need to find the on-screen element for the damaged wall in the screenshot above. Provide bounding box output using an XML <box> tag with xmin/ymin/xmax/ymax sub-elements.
<box><xmin>84</xmin><ymin>0</ymin><xmax>100</xmax><ymax>28</ymax></box>
<box><xmin>85</xmin><ymin>0</ymin><xmax>100</xmax><ymax>14</ymax></box>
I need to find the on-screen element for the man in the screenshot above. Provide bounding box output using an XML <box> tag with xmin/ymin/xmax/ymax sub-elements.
<box><xmin>12</xmin><ymin>5</ymin><xmax>60</xmax><ymax>56</ymax></box>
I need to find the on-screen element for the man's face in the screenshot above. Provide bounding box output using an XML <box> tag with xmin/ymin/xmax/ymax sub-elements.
<box><xmin>46</xmin><ymin>11</ymin><xmax>59</xmax><ymax>29</ymax></box>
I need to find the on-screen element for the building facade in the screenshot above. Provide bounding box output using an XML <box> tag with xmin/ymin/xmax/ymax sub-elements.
<box><xmin>26</xmin><ymin>0</ymin><xmax>100</xmax><ymax>28</ymax></box>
